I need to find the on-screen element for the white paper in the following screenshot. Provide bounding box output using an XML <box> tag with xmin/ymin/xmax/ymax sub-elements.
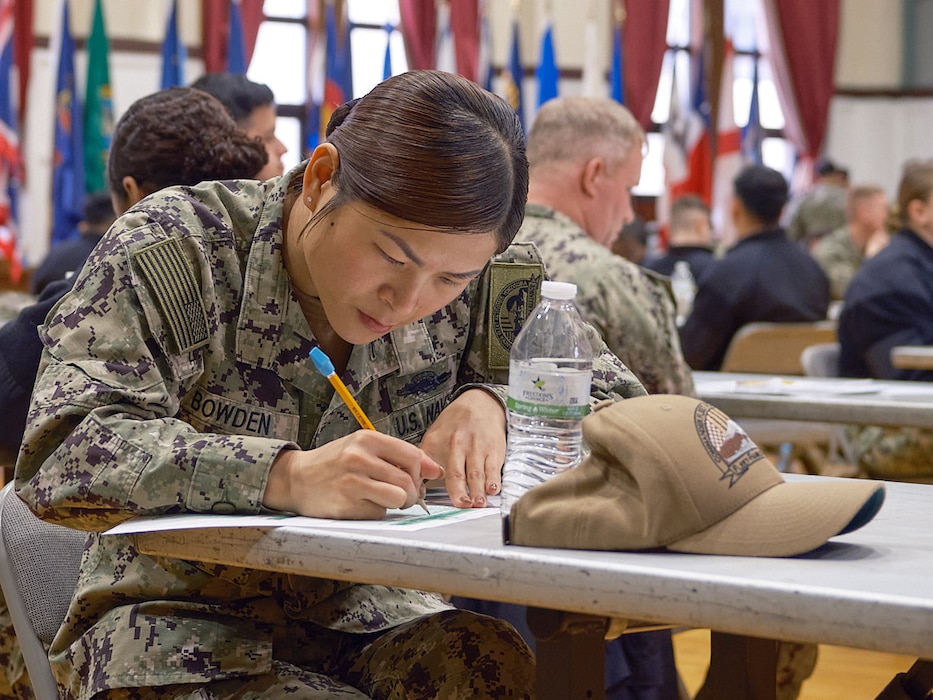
<box><xmin>699</xmin><ymin>377</ymin><xmax>880</xmax><ymax>396</ymax></box>
<box><xmin>104</xmin><ymin>502</ymin><xmax>496</xmax><ymax>536</ymax></box>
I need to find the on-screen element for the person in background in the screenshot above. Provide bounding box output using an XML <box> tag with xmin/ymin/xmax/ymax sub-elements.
<box><xmin>811</xmin><ymin>184</ymin><xmax>890</xmax><ymax>300</ymax></box>
<box><xmin>680</xmin><ymin>164</ymin><xmax>831</xmax><ymax>372</ymax></box>
<box><xmin>29</xmin><ymin>192</ymin><xmax>116</xmax><ymax>296</ymax></box>
<box><xmin>0</xmin><ymin>87</ymin><xmax>268</xmax><ymax>459</ymax></box>
<box><xmin>785</xmin><ymin>157</ymin><xmax>849</xmax><ymax>248</ymax></box>
<box><xmin>643</xmin><ymin>194</ymin><xmax>716</xmax><ymax>284</ymax></box>
<box><xmin>0</xmin><ymin>86</ymin><xmax>268</xmax><ymax>700</ymax></box>
<box><xmin>191</xmin><ymin>72</ymin><xmax>288</xmax><ymax>180</ymax></box>
<box><xmin>836</xmin><ymin>160</ymin><xmax>933</xmax><ymax>482</ymax></box>
<box><xmin>839</xmin><ymin>162</ymin><xmax>933</xmax><ymax>381</ymax></box>
<box><xmin>610</xmin><ymin>214</ymin><xmax>651</xmax><ymax>265</ymax></box>
<box><xmin>513</xmin><ymin>96</ymin><xmax>693</xmax><ymax>398</ymax></box>
<box><xmin>17</xmin><ymin>70</ymin><xmax>647</xmax><ymax>699</ymax></box>
<box><xmin>456</xmin><ymin>95</ymin><xmax>692</xmax><ymax>700</ymax></box>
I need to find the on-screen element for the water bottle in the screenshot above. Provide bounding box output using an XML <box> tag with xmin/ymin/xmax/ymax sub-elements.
<box><xmin>670</xmin><ymin>260</ymin><xmax>696</xmax><ymax>327</ymax></box>
<box><xmin>500</xmin><ymin>281</ymin><xmax>594</xmax><ymax>517</ymax></box>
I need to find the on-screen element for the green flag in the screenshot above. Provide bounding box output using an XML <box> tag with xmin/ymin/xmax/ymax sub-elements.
<box><xmin>84</xmin><ymin>0</ymin><xmax>112</xmax><ymax>194</ymax></box>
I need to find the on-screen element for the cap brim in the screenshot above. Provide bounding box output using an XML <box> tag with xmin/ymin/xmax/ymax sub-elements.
<box><xmin>668</xmin><ymin>479</ymin><xmax>886</xmax><ymax>557</ymax></box>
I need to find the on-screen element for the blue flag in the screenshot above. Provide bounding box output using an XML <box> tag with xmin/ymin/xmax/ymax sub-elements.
<box><xmin>160</xmin><ymin>0</ymin><xmax>186</xmax><ymax>89</ymax></box>
<box><xmin>51</xmin><ymin>0</ymin><xmax>84</xmax><ymax>246</ymax></box>
<box><xmin>742</xmin><ymin>58</ymin><xmax>764</xmax><ymax>164</ymax></box>
<box><xmin>383</xmin><ymin>24</ymin><xmax>392</xmax><ymax>81</ymax></box>
<box><xmin>536</xmin><ymin>24</ymin><xmax>558</xmax><ymax>107</ymax></box>
<box><xmin>505</xmin><ymin>19</ymin><xmax>524</xmax><ymax>131</ymax></box>
<box><xmin>610</xmin><ymin>21</ymin><xmax>624</xmax><ymax>104</ymax></box>
<box><xmin>322</xmin><ymin>2</ymin><xmax>352</xmax><ymax>132</ymax></box>
<box><xmin>228</xmin><ymin>0</ymin><xmax>246</xmax><ymax>73</ymax></box>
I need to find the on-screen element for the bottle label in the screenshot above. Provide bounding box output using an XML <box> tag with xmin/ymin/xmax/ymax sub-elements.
<box><xmin>507</xmin><ymin>364</ymin><xmax>591</xmax><ymax>418</ymax></box>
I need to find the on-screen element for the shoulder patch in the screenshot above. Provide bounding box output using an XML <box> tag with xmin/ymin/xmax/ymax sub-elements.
<box><xmin>487</xmin><ymin>261</ymin><xmax>543</xmax><ymax>370</ymax></box>
<box><xmin>134</xmin><ymin>238</ymin><xmax>209</xmax><ymax>354</ymax></box>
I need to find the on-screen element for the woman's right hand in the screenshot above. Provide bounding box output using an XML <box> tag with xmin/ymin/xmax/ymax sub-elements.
<box><xmin>262</xmin><ymin>431</ymin><xmax>443</xmax><ymax>519</ymax></box>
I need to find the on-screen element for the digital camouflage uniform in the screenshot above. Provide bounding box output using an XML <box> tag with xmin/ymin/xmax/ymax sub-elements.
<box><xmin>514</xmin><ymin>204</ymin><xmax>695</xmax><ymax>397</ymax></box>
<box><xmin>785</xmin><ymin>184</ymin><xmax>847</xmax><ymax>245</ymax></box>
<box><xmin>15</xmin><ymin>164</ymin><xmax>646</xmax><ymax>700</ymax></box>
<box><xmin>811</xmin><ymin>226</ymin><xmax>862</xmax><ymax>300</ymax></box>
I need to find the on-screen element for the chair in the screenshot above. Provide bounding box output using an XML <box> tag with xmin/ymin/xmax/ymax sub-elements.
<box><xmin>0</xmin><ymin>482</ymin><xmax>85</xmax><ymax>700</ymax></box>
<box><xmin>720</xmin><ymin>322</ymin><xmax>843</xmax><ymax>474</ymax></box>
<box><xmin>721</xmin><ymin>320</ymin><xmax>838</xmax><ymax>375</ymax></box>
<box><xmin>801</xmin><ymin>342</ymin><xmax>841</xmax><ymax>378</ymax></box>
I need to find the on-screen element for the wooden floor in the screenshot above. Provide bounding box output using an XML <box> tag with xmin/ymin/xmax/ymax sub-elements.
<box><xmin>673</xmin><ymin>628</ymin><xmax>917</xmax><ymax>699</ymax></box>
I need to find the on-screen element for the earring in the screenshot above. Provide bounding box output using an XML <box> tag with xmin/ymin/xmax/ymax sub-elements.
<box><xmin>306</xmin><ymin>196</ymin><xmax>313</xmax><ymax>204</ymax></box>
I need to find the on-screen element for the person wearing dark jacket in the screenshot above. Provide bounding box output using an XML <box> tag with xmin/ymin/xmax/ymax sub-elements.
<box><xmin>28</xmin><ymin>192</ymin><xmax>115</xmax><ymax>296</ymax></box>
<box><xmin>679</xmin><ymin>164</ymin><xmax>830</xmax><ymax>371</ymax></box>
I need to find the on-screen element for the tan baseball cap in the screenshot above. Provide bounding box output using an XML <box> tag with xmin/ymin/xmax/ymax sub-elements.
<box><xmin>505</xmin><ymin>395</ymin><xmax>885</xmax><ymax>557</ymax></box>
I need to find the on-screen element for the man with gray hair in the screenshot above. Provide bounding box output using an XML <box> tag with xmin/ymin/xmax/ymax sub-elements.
<box><xmin>513</xmin><ymin>96</ymin><xmax>693</xmax><ymax>397</ymax></box>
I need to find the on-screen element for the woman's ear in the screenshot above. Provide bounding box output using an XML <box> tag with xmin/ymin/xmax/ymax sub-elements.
<box><xmin>121</xmin><ymin>176</ymin><xmax>147</xmax><ymax>208</ymax></box>
<box><xmin>301</xmin><ymin>143</ymin><xmax>340</xmax><ymax>211</ymax></box>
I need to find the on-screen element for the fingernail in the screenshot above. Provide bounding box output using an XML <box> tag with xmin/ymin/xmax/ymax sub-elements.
<box><xmin>488</xmin><ymin>483</ymin><xmax>499</xmax><ymax>493</ymax></box>
<box><xmin>474</xmin><ymin>496</ymin><xmax>486</xmax><ymax>507</ymax></box>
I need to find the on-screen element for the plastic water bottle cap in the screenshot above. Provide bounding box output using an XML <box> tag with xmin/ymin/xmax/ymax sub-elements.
<box><xmin>540</xmin><ymin>280</ymin><xmax>577</xmax><ymax>300</ymax></box>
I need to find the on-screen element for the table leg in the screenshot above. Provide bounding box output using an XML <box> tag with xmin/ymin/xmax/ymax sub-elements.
<box><xmin>875</xmin><ymin>659</ymin><xmax>933</xmax><ymax>699</ymax></box>
<box><xmin>695</xmin><ymin>631</ymin><xmax>778</xmax><ymax>700</ymax></box>
<box><xmin>527</xmin><ymin>607</ymin><xmax>608</xmax><ymax>700</ymax></box>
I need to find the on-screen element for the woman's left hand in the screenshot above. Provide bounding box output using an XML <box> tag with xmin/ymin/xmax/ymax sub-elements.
<box><xmin>419</xmin><ymin>388</ymin><xmax>506</xmax><ymax>508</ymax></box>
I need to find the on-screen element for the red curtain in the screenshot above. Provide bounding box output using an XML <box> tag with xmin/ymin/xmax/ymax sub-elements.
<box><xmin>398</xmin><ymin>0</ymin><xmax>480</xmax><ymax>81</ymax></box>
<box><xmin>201</xmin><ymin>0</ymin><xmax>265</xmax><ymax>73</ymax></box>
<box><xmin>623</xmin><ymin>1</ymin><xmax>670</xmax><ymax>129</ymax></box>
<box><xmin>13</xmin><ymin>0</ymin><xmax>32</xmax><ymax>125</ymax></box>
<box><xmin>398</xmin><ymin>0</ymin><xmax>435</xmax><ymax>70</ymax></box>
<box><xmin>762</xmin><ymin>0</ymin><xmax>840</xmax><ymax>159</ymax></box>
<box><xmin>450</xmin><ymin>0</ymin><xmax>479</xmax><ymax>83</ymax></box>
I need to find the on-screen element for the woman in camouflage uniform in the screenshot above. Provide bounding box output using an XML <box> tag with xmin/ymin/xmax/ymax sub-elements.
<box><xmin>17</xmin><ymin>71</ymin><xmax>645</xmax><ymax>699</ymax></box>
<box><xmin>0</xmin><ymin>86</ymin><xmax>267</xmax><ymax>700</ymax></box>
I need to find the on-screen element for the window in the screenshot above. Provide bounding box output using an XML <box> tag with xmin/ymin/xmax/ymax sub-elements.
<box><xmin>636</xmin><ymin>0</ymin><xmax>793</xmax><ymax>197</ymax></box>
<box><xmin>725</xmin><ymin>0</ymin><xmax>793</xmax><ymax>178</ymax></box>
<box><xmin>247</xmin><ymin>1</ymin><xmax>407</xmax><ymax>170</ymax></box>
<box><xmin>248</xmin><ymin>1</ymin><xmax>307</xmax><ymax>172</ymax></box>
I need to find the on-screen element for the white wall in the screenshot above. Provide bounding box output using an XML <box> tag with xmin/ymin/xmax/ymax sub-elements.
<box><xmin>824</xmin><ymin>0</ymin><xmax>926</xmax><ymax>197</ymax></box>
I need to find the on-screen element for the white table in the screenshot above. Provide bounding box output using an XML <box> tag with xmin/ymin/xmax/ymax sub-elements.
<box><xmin>694</xmin><ymin>371</ymin><xmax>933</xmax><ymax>428</ymax></box>
<box><xmin>131</xmin><ymin>478</ymin><xmax>933</xmax><ymax>700</ymax></box>
<box><xmin>891</xmin><ymin>346</ymin><xmax>933</xmax><ymax>371</ymax></box>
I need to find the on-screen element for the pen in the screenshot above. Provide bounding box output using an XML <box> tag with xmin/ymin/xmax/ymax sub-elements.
<box><xmin>309</xmin><ymin>347</ymin><xmax>431</xmax><ymax>514</ymax></box>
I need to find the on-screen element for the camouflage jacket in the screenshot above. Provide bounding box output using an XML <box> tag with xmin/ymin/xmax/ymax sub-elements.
<box><xmin>514</xmin><ymin>204</ymin><xmax>695</xmax><ymax>396</ymax></box>
<box><xmin>15</xmin><ymin>166</ymin><xmax>645</xmax><ymax>698</ymax></box>
<box><xmin>811</xmin><ymin>226</ymin><xmax>862</xmax><ymax>300</ymax></box>
<box><xmin>786</xmin><ymin>184</ymin><xmax>847</xmax><ymax>244</ymax></box>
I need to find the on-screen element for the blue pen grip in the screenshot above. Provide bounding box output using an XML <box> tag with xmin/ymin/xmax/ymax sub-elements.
<box><xmin>309</xmin><ymin>347</ymin><xmax>335</xmax><ymax>376</ymax></box>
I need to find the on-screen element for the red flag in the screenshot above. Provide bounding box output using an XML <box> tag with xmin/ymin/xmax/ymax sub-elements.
<box><xmin>664</xmin><ymin>61</ymin><xmax>711</xmax><ymax>204</ymax></box>
<box><xmin>661</xmin><ymin>55</ymin><xmax>712</xmax><ymax>245</ymax></box>
<box><xmin>0</xmin><ymin>0</ymin><xmax>22</xmax><ymax>283</ymax></box>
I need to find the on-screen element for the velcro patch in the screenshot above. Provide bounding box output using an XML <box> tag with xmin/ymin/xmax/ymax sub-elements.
<box><xmin>134</xmin><ymin>238</ymin><xmax>209</xmax><ymax>354</ymax></box>
<box><xmin>487</xmin><ymin>261</ymin><xmax>543</xmax><ymax>370</ymax></box>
